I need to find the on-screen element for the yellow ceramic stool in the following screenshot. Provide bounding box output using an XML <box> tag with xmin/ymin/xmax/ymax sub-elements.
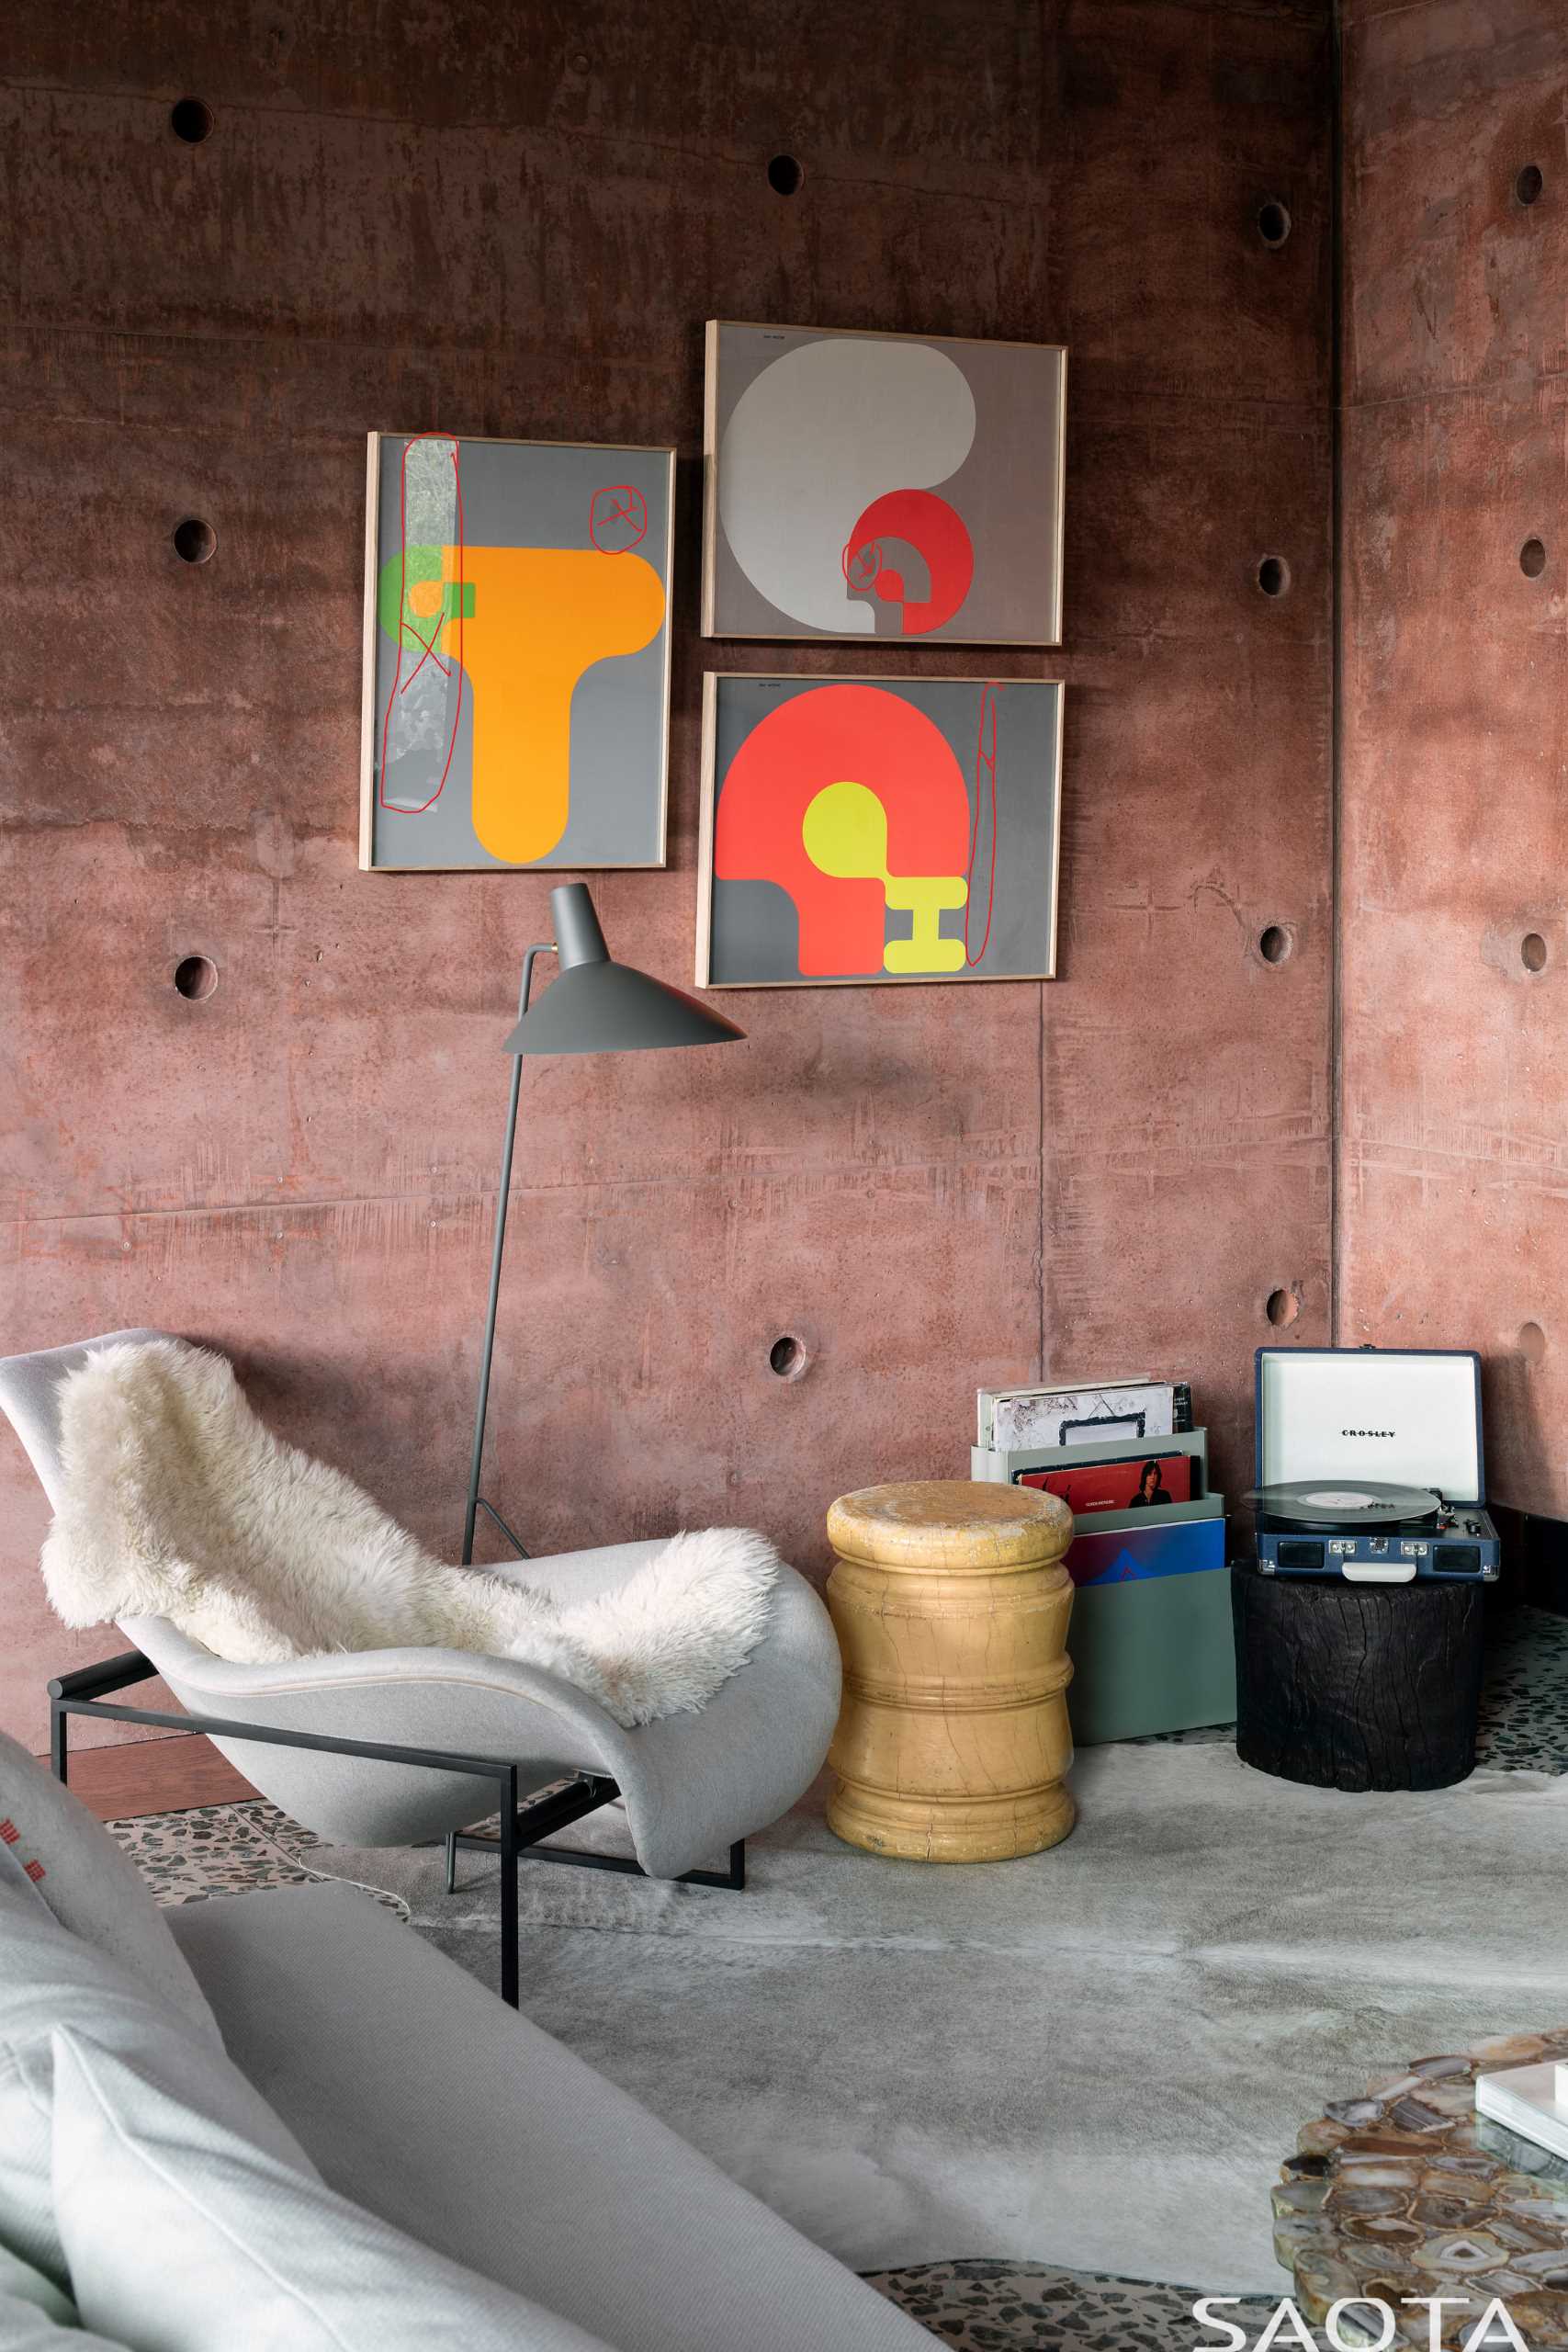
<box><xmin>825</xmin><ymin>1480</ymin><xmax>1077</xmax><ymax>1863</ymax></box>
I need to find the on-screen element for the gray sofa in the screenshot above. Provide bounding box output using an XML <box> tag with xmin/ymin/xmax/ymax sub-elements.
<box><xmin>165</xmin><ymin>1877</ymin><xmax>931</xmax><ymax>2349</ymax></box>
<box><xmin>0</xmin><ymin>1744</ymin><xmax>930</xmax><ymax>2350</ymax></box>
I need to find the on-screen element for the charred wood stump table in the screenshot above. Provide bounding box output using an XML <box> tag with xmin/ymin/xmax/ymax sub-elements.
<box><xmin>1231</xmin><ymin>1563</ymin><xmax>1486</xmax><ymax>1792</ymax></box>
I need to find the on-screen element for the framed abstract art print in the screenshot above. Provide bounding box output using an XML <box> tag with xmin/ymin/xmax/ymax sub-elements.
<box><xmin>697</xmin><ymin>673</ymin><xmax>1064</xmax><ymax>989</ymax></box>
<box><xmin>702</xmin><ymin>322</ymin><xmax>1066</xmax><ymax>645</ymax></box>
<box><xmin>360</xmin><ymin>431</ymin><xmax>675</xmax><ymax>871</ymax></box>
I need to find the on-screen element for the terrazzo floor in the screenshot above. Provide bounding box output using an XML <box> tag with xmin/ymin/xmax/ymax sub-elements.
<box><xmin>110</xmin><ymin>1603</ymin><xmax>1568</xmax><ymax>2351</ymax></box>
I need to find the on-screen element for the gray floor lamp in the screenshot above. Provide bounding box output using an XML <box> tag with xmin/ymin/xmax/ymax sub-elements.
<box><xmin>462</xmin><ymin>881</ymin><xmax>745</xmax><ymax>1566</ymax></box>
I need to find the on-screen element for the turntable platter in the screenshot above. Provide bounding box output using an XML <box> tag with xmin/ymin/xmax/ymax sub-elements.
<box><xmin>1245</xmin><ymin>1478</ymin><xmax>1439</xmax><ymax>1527</ymax></box>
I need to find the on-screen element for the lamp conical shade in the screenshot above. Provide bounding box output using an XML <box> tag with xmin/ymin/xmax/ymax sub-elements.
<box><xmin>502</xmin><ymin>884</ymin><xmax>745</xmax><ymax>1057</ymax></box>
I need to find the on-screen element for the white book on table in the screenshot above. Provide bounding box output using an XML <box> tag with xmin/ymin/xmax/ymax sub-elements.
<box><xmin>1474</xmin><ymin>2059</ymin><xmax>1568</xmax><ymax>2160</ymax></box>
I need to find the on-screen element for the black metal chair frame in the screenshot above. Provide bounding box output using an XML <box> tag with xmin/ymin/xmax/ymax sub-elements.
<box><xmin>49</xmin><ymin>1649</ymin><xmax>744</xmax><ymax>2009</ymax></box>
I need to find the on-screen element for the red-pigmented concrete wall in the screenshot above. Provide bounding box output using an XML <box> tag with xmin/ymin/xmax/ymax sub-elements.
<box><xmin>1338</xmin><ymin>0</ymin><xmax>1568</xmax><ymax>1510</ymax></box>
<box><xmin>0</xmin><ymin>2</ymin><xmax>1334</xmax><ymax>1751</ymax></box>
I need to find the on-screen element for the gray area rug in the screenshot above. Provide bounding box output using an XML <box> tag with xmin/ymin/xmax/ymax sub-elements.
<box><xmin>288</xmin><ymin>1740</ymin><xmax>1568</xmax><ymax>2294</ymax></box>
<box><xmin>111</xmin><ymin>1609</ymin><xmax>1568</xmax><ymax>2346</ymax></box>
<box><xmin>116</xmin><ymin>1797</ymin><xmax>1292</xmax><ymax>2349</ymax></box>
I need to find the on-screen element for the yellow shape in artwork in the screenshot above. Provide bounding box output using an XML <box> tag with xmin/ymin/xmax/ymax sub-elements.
<box><xmin>440</xmin><ymin>547</ymin><xmax>666</xmax><ymax>864</ymax></box>
<box><xmin>801</xmin><ymin>779</ymin><xmax>967</xmax><ymax>974</ymax></box>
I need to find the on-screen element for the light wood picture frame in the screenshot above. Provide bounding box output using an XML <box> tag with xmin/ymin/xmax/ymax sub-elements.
<box><xmin>702</xmin><ymin>321</ymin><xmax>1067</xmax><ymax>646</ymax></box>
<box><xmin>696</xmin><ymin>673</ymin><xmax>1065</xmax><ymax>989</ymax></box>
<box><xmin>360</xmin><ymin>430</ymin><xmax>675</xmax><ymax>872</ymax></box>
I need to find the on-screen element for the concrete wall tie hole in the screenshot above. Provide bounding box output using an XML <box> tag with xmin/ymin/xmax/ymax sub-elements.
<box><xmin>767</xmin><ymin>154</ymin><xmax>804</xmax><ymax>196</ymax></box>
<box><xmin>1517</xmin><ymin>164</ymin><xmax>1544</xmax><ymax>207</ymax></box>
<box><xmin>170</xmin><ymin>97</ymin><xmax>214</xmax><ymax>143</ymax></box>
<box><xmin>1519</xmin><ymin>1320</ymin><xmax>1548</xmax><ymax>1363</ymax></box>
<box><xmin>1258</xmin><ymin>924</ymin><xmax>1292</xmax><ymax>965</ymax></box>
<box><xmin>769</xmin><ymin>1334</ymin><xmax>808</xmax><ymax>1379</ymax></box>
<box><xmin>1258</xmin><ymin>556</ymin><xmax>1291</xmax><ymax>597</ymax></box>
<box><xmin>1265</xmin><ymin>1287</ymin><xmax>1300</xmax><ymax>1328</ymax></box>
<box><xmin>174</xmin><ymin>955</ymin><xmax>218</xmax><ymax>1001</ymax></box>
<box><xmin>1257</xmin><ymin>199</ymin><xmax>1292</xmax><ymax>248</ymax></box>
<box><xmin>1522</xmin><ymin>931</ymin><xmax>1548</xmax><ymax>972</ymax></box>
<box><xmin>174</xmin><ymin>517</ymin><xmax>217</xmax><ymax>564</ymax></box>
<box><xmin>1520</xmin><ymin>537</ymin><xmax>1547</xmax><ymax>579</ymax></box>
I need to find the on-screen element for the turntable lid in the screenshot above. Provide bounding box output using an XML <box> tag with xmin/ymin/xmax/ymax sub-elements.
<box><xmin>1256</xmin><ymin>1347</ymin><xmax>1483</xmax><ymax>1503</ymax></box>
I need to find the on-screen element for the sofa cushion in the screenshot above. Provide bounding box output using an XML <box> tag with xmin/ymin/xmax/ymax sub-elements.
<box><xmin>50</xmin><ymin>2029</ymin><xmax>616</xmax><ymax>2351</ymax></box>
<box><xmin>0</xmin><ymin>1731</ymin><xmax>220</xmax><ymax>2044</ymax></box>
<box><xmin>0</xmin><ymin>1855</ymin><xmax>319</xmax><ymax>2297</ymax></box>
<box><xmin>171</xmin><ymin>1882</ymin><xmax>933</xmax><ymax>2352</ymax></box>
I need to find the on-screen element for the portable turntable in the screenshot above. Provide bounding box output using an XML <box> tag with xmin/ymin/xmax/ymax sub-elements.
<box><xmin>1249</xmin><ymin>1346</ymin><xmax>1500</xmax><ymax>1583</ymax></box>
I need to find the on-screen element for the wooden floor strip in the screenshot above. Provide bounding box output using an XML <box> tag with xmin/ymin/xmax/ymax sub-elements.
<box><xmin>39</xmin><ymin>1734</ymin><xmax>257</xmax><ymax>1822</ymax></box>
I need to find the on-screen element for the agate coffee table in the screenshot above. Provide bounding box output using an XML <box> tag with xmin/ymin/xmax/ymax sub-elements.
<box><xmin>1273</xmin><ymin>2029</ymin><xmax>1568</xmax><ymax>2347</ymax></box>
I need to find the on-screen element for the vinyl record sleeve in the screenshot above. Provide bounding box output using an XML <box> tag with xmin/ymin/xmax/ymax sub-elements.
<box><xmin>981</xmin><ymin>1380</ymin><xmax>1174</xmax><ymax>1452</ymax></box>
<box><xmin>971</xmin><ymin>1430</ymin><xmax>1210</xmax><ymax>1489</ymax></box>
<box><xmin>1018</xmin><ymin>1453</ymin><xmax>1194</xmax><ymax>1514</ymax></box>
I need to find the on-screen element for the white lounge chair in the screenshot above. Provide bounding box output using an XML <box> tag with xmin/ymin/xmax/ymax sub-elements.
<box><xmin>0</xmin><ymin>1329</ymin><xmax>842</xmax><ymax>2005</ymax></box>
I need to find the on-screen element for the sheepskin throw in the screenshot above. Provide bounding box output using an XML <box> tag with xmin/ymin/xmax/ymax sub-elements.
<box><xmin>41</xmin><ymin>1340</ymin><xmax>781</xmax><ymax>1728</ymax></box>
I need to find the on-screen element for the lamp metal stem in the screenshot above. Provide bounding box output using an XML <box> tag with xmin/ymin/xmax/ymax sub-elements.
<box><xmin>462</xmin><ymin>941</ymin><xmax>553</xmax><ymax>1566</ymax></box>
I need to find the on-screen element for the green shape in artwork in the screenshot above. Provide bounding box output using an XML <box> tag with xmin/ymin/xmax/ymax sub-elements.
<box><xmin>378</xmin><ymin>547</ymin><xmax>471</xmax><ymax>652</ymax></box>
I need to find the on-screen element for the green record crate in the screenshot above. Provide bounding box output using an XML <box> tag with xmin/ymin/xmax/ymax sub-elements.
<box><xmin>1066</xmin><ymin>1558</ymin><xmax>1235</xmax><ymax>1746</ymax></box>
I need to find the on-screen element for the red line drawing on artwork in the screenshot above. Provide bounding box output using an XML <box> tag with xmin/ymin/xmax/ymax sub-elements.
<box><xmin>379</xmin><ymin>433</ymin><xmax>466</xmax><ymax>816</ymax></box>
<box><xmin>589</xmin><ymin>484</ymin><xmax>649</xmax><ymax>552</ymax></box>
<box><xmin>964</xmin><ymin>682</ymin><xmax>1001</xmax><ymax>967</ymax></box>
<box><xmin>400</xmin><ymin>618</ymin><xmax>450</xmax><ymax>693</ymax></box>
<box><xmin>840</xmin><ymin>535</ymin><xmax>883</xmax><ymax>590</ymax></box>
